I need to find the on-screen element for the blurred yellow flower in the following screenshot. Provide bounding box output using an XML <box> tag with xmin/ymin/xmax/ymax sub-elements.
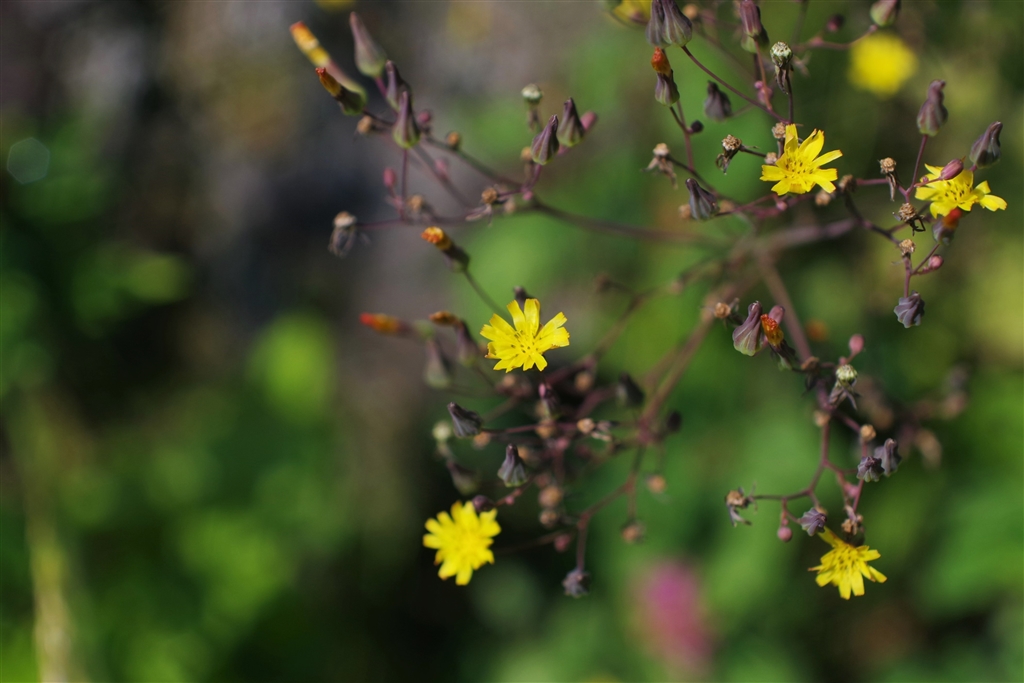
<box><xmin>480</xmin><ymin>299</ymin><xmax>570</xmax><ymax>372</ymax></box>
<box><xmin>809</xmin><ymin>528</ymin><xmax>887</xmax><ymax>599</ymax></box>
<box><xmin>915</xmin><ymin>164</ymin><xmax>1007</xmax><ymax>217</ymax></box>
<box><xmin>423</xmin><ymin>501</ymin><xmax>500</xmax><ymax>585</ymax></box>
<box><xmin>760</xmin><ymin>124</ymin><xmax>842</xmax><ymax>195</ymax></box>
<box><xmin>613</xmin><ymin>0</ymin><xmax>651</xmax><ymax>24</ymax></box>
<box><xmin>849</xmin><ymin>32</ymin><xmax>918</xmax><ymax>98</ymax></box>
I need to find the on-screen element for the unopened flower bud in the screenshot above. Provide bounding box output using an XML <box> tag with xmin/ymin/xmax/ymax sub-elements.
<box><xmin>703</xmin><ymin>81</ymin><xmax>733</xmax><ymax>122</ymax></box>
<box><xmin>732</xmin><ymin>301</ymin><xmax>763</xmax><ymax>356</ymax></box>
<box><xmin>617</xmin><ymin>373</ymin><xmax>645</xmax><ymax>407</ymax></box>
<box><xmin>836</xmin><ymin>364</ymin><xmax>858</xmax><ymax>387</ymax></box>
<box><xmin>421</xmin><ymin>226</ymin><xmax>469</xmax><ymax>270</ymax></box>
<box><xmin>651</xmin><ymin>47</ymin><xmax>672</xmax><ymax>76</ymax></box>
<box><xmin>621</xmin><ymin>520</ymin><xmax>646</xmax><ymax>544</ymax></box>
<box><xmin>969</xmin><ymin>121</ymin><xmax>1002</xmax><ymax>168</ymax></box>
<box><xmin>446</xmin><ymin>460</ymin><xmax>478</xmax><ymax>495</ymax></box>
<box><xmin>580</xmin><ymin>111</ymin><xmax>599</xmax><ymax>132</ymax></box>
<box><xmin>392</xmin><ymin>91</ymin><xmax>420</xmax><ymax>148</ymax></box>
<box><xmin>877</xmin><ymin>438</ymin><xmax>901</xmax><ymax>476</ymax></box>
<box><xmin>562</xmin><ymin>568</ymin><xmax>590</xmax><ymax>598</ymax></box>
<box><xmin>689</xmin><ymin>120</ymin><xmax>704</xmax><ymax>133</ymax></box>
<box><xmin>826</xmin><ymin>14</ymin><xmax>845</xmax><ymax>32</ymax></box>
<box><xmin>860</xmin><ymin>424</ymin><xmax>876</xmax><ymax>442</ymax></box>
<box><xmin>530</xmin><ymin>115</ymin><xmax>560</xmax><ymax>165</ymax></box>
<box><xmin>557</xmin><ymin>98</ymin><xmax>586</xmax><ymax>148</ymax></box>
<box><xmin>849</xmin><ymin>333</ymin><xmax>865</xmax><ymax>357</ymax></box>
<box><xmin>857</xmin><ymin>451</ymin><xmax>884</xmax><ymax>482</ymax></box>
<box><xmin>384</xmin><ymin>60</ymin><xmax>410</xmax><ymax>110</ymax></box>
<box><xmin>472</xmin><ymin>495</ymin><xmax>495</xmax><ymax>513</ymax></box>
<box><xmin>498</xmin><ymin>444</ymin><xmax>528</xmax><ymax>487</ymax></box>
<box><xmin>777</xmin><ymin>525</ymin><xmax>793</xmax><ymax>542</ymax></box>
<box><xmin>654</xmin><ymin>72</ymin><xmax>680</xmax><ymax>106</ymax></box>
<box><xmin>894</xmin><ymin>291</ymin><xmax>925</xmax><ymax>328</ymax></box>
<box><xmin>922</xmin><ymin>255</ymin><xmax>943</xmax><ymax>273</ymax></box>
<box><xmin>797</xmin><ymin>508</ymin><xmax>826</xmax><ymax>536</ymax></box>
<box><xmin>738</xmin><ymin>0</ymin><xmax>764</xmax><ymax>37</ymax></box>
<box><xmin>316</xmin><ymin>68</ymin><xmax>366</xmax><ymax>115</ymax></box>
<box><xmin>445</xmin><ymin>131</ymin><xmax>462</xmax><ymax>150</ymax></box>
<box><xmin>448</xmin><ymin>402</ymin><xmax>483</xmax><ymax>437</ymax></box>
<box><xmin>685</xmin><ymin>178</ymin><xmax>718</xmax><ymax>220</ymax></box>
<box><xmin>938</xmin><ymin>158</ymin><xmax>964</xmax><ymax>181</ymax></box>
<box><xmin>424</xmin><ymin>339</ymin><xmax>452</xmax><ymax>389</ymax></box>
<box><xmin>646</xmin><ymin>0</ymin><xmax>693</xmax><ymax>48</ymax></box>
<box><xmin>917</xmin><ymin>80</ymin><xmax>948</xmax><ymax>137</ymax></box>
<box><xmin>349</xmin><ymin>12</ymin><xmax>387</xmax><ymax>78</ymax></box>
<box><xmin>870</xmin><ymin>0</ymin><xmax>901</xmax><ymax>27</ymax></box>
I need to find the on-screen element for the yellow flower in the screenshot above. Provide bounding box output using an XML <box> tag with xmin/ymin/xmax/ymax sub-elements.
<box><xmin>423</xmin><ymin>501</ymin><xmax>500</xmax><ymax>585</ymax></box>
<box><xmin>480</xmin><ymin>298</ymin><xmax>570</xmax><ymax>372</ymax></box>
<box><xmin>848</xmin><ymin>32</ymin><xmax>918</xmax><ymax>98</ymax></box>
<box><xmin>612</xmin><ymin>0</ymin><xmax>651</xmax><ymax>25</ymax></box>
<box><xmin>760</xmin><ymin>125</ymin><xmax>843</xmax><ymax>195</ymax></box>
<box><xmin>809</xmin><ymin>528</ymin><xmax>887</xmax><ymax>599</ymax></box>
<box><xmin>914</xmin><ymin>164</ymin><xmax>1007</xmax><ymax>217</ymax></box>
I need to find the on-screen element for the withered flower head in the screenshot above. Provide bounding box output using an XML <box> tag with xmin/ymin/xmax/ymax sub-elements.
<box><xmin>798</xmin><ymin>507</ymin><xmax>827</xmax><ymax>536</ymax></box>
<box><xmin>894</xmin><ymin>291</ymin><xmax>925</xmax><ymax>328</ymax></box>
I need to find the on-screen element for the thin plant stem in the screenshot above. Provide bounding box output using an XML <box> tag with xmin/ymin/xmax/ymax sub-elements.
<box><xmin>683</xmin><ymin>46</ymin><xmax>784</xmax><ymax>122</ymax></box>
<box><xmin>463</xmin><ymin>270</ymin><xmax>503</xmax><ymax>314</ymax></box>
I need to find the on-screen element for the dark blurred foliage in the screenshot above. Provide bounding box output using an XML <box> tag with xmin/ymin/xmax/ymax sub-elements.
<box><xmin>1</xmin><ymin>1</ymin><xmax>1021</xmax><ymax>681</ymax></box>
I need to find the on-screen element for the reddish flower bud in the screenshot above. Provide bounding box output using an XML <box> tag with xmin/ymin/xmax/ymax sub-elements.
<box><xmin>938</xmin><ymin>158</ymin><xmax>964</xmax><ymax>181</ymax></box>
<box><xmin>651</xmin><ymin>47</ymin><xmax>672</xmax><ymax>76</ymax></box>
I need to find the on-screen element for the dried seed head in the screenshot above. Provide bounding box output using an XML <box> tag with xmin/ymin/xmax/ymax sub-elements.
<box><xmin>722</xmin><ymin>134</ymin><xmax>742</xmax><ymax>152</ymax></box>
<box><xmin>896</xmin><ymin>203</ymin><xmax>917</xmax><ymax>223</ymax></box>
<box><xmin>562</xmin><ymin>568</ymin><xmax>590</xmax><ymax>598</ymax></box>
<box><xmin>770</xmin><ymin>42</ymin><xmax>793</xmax><ymax>70</ymax></box>
<box><xmin>577</xmin><ymin>418</ymin><xmax>596</xmax><ymax>435</ymax></box>
<box><xmin>445</xmin><ymin>131</ymin><xmax>462</xmax><ymax>150</ymax></box>
<box><xmin>815</xmin><ymin>190</ymin><xmax>833</xmax><ymax>206</ymax></box>
<box><xmin>654</xmin><ymin>142</ymin><xmax>671</xmax><ymax>158</ymax></box>
<box><xmin>521</xmin><ymin>83</ymin><xmax>542</xmax><ymax>105</ymax></box>
<box><xmin>772</xmin><ymin>122</ymin><xmax>787</xmax><ymax>140</ymax></box>
<box><xmin>481</xmin><ymin>187</ymin><xmax>499</xmax><ymax>205</ymax></box>
<box><xmin>879</xmin><ymin>157</ymin><xmax>897</xmax><ymax>175</ymax></box>
<box><xmin>678</xmin><ymin>204</ymin><xmax>692</xmax><ymax>220</ymax></box>
<box><xmin>356</xmin><ymin>116</ymin><xmax>375</xmax><ymax>135</ymax></box>
<box><xmin>621</xmin><ymin>520</ymin><xmax>646</xmax><ymax>544</ymax></box>
<box><xmin>713</xmin><ymin>302</ymin><xmax>732</xmax><ymax>319</ymax></box>
<box><xmin>538</xmin><ymin>485</ymin><xmax>563</xmax><ymax>509</ymax></box>
<box><xmin>899</xmin><ymin>238</ymin><xmax>916</xmax><ymax>256</ymax></box>
<box><xmin>836</xmin><ymin>364</ymin><xmax>858</xmax><ymax>387</ymax></box>
<box><xmin>646</xmin><ymin>474</ymin><xmax>667</xmax><ymax>494</ymax></box>
<box><xmin>764</xmin><ymin>152</ymin><xmax>778</xmax><ymax>166</ymax></box>
<box><xmin>860</xmin><ymin>424</ymin><xmax>877</xmax><ymax>442</ymax></box>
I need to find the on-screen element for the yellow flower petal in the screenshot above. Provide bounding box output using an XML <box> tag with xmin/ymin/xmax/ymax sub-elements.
<box><xmin>479</xmin><ymin>298</ymin><xmax>570</xmax><ymax>373</ymax></box>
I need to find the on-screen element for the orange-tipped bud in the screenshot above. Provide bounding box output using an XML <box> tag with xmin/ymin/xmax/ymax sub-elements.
<box><xmin>291</xmin><ymin>22</ymin><xmax>330</xmax><ymax>68</ymax></box>
<box><xmin>316</xmin><ymin>67</ymin><xmax>343</xmax><ymax>98</ymax></box>
<box><xmin>651</xmin><ymin>47</ymin><xmax>672</xmax><ymax>76</ymax></box>
<box><xmin>942</xmin><ymin>207</ymin><xmax>962</xmax><ymax>229</ymax></box>
<box><xmin>760</xmin><ymin>314</ymin><xmax>784</xmax><ymax>347</ymax></box>
<box><xmin>359</xmin><ymin>313</ymin><xmax>403</xmax><ymax>335</ymax></box>
<box><xmin>421</xmin><ymin>226</ymin><xmax>452</xmax><ymax>250</ymax></box>
<box><xmin>429</xmin><ymin>311</ymin><xmax>461</xmax><ymax>326</ymax></box>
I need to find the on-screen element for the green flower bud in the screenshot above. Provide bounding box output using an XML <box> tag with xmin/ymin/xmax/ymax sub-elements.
<box><xmin>349</xmin><ymin>12</ymin><xmax>387</xmax><ymax>78</ymax></box>
<box><xmin>916</xmin><ymin>80</ymin><xmax>948</xmax><ymax>137</ymax></box>
<box><xmin>869</xmin><ymin>0</ymin><xmax>901</xmax><ymax>27</ymax></box>
<box><xmin>654</xmin><ymin>71</ymin><xmax>680</xmax><ymax>106</ymax></box>
<box><xmin>556</xmin><ymin>98</ymin><xmax>586</xmax><ymax>148</ymax></box>
<box><xmin>530</xmin><ymin>115</ymin><xmax>560</xmax><ymax>165</ymax></box>
<box><xmin>392</xmin><ymin>91</ymin><xmax>420</xmax><ymax>149</ymax></box>
<box><xmin>646</xmin><ymin>0</ymin><xmax>692</xmax><ymax>48</ymax></box>
<box><xmin>969</xmin><ymin>121</ymin><xmax>1002</xmax><ymax>168</ymax></box>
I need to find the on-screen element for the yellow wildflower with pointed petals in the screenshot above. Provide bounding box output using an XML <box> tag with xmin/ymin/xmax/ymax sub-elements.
<box><xmin>423</xmin><ymin>501</ymin><xmax>500</xmax><ymax>585</ymax></box>
<box><xmin>760</xmin><ymin>125</ymin><xmax>843</xmax><ymax>195</ymax></box>
<box><xmin>480</xmin><ymin>299</ymin><xmax>570</xmax><ymax>372</ymax></box>
<box><xmin>809</xmin><ymin>528</ymin><xmax>887</xmax><ymax>599</ymax></box>
<box><xmin>849</xmin><ymin>32</ymin><xmax>918</xmax><ymax>98</ymax></box>
<box><xmin>914</xmin><ymin>164</ymin><xmax>1007</xmax><ymax>217</ymax></box>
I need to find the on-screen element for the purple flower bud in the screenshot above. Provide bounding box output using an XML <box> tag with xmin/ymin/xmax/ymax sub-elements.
<box><xmin>969</xmin><ymin>121</ymin><xmax>1002</xmax><ymax>168</ymax></box>
<box><xmin>654</xmin><ymin>71</ymin><xmax>680</xmax><ymax>106</ymax></box>
<box><xmin>732</xmin><ymin>301</ymin><xmax>764</xmax><ymax>356</ymax></box>
<box><xmin>689</xmin><ymin>120</ymin><xmax>704</xmax><ymax>134</ymax></box>
<box><xmin>556</xmin><ymin>98</ymin><xmax>586</xmax><ymax>148</ymax></box>
<box><xmin>471</xmin><ymin>495</ymin><xmax>495</xmax><ymax>513</ymax></box>
<box><xmin>530</xmin><ymin>115</ymin><xmax>560</xmax><ymax>165</ymax></box>
<box><xmin>870</xmin><ymin>0</ymin><xmax>901</xmax><ymax>27</ymax></box>
<box><xmin>738</xmin><ymin>0</ymin><xmax>764</xmax><ymax>38</ymax></box>
<box><xmin>617</xmin><ymin>373</ymin><xmax>645</xmax><ymax>407</ymax></box>
<box><xmin>349</xmin><ymin>12</ymin><xmax>387</xmax><ymax>78</ymax></box>
<box><xmin>384</xmin><ymin>60</ymin><xmax>410</xmax><ymax>110</ymax></box>
<box><xmin>498</xmin><ymin>444</ymin><xmax>528</xmax><ymax>487</ymax></box>
<box><xmin>857</xmin><ymin>452</ymin><xmax>884</xmax><ymax>482</ymax></box>
<box><xmin>448</xmin><ymin>402</ymin><xmax>483</xmax><ymax>437</ymax></box>
<box><xmin>926</xmin><ymin>255</ymin><xmax>944</xmax><ymax>272</ymax></box>
<box><xmin>562</xmin><ymin>568</ymin><xmax>591</xmax><ymax>598</ymax></box>
<box><xmin>777</xmin><ymin>525</ymin><xmax>793</xmax><ymax>542</ymax></box>
<box><xmin>917</xmin><ymin>80</ymin><xmax>948</xmax><ymax>137</ymax></box>
<box><xmin>686</xmin><ymin>178</ymin><xmax>718</xmax><ymax>220</ymax></box>
<box><xmin>894</xmin><ymin>291</ymin><xmax>925</xmax><ymax>328</ymax></box>
<box><xmin>877</xmin><ymin>438</ymin><xmax>902</xmax><ymax>476</ymax></box>
<box><xmin>646</xmin><ymin>0</ymin><xmax>693</xmax><ymax>48</ymax></box>
<box><xmin>703</xmin><ymin>82</ymin><xmax>733</xmax><ymax>122</ymax></box>
<box><xmin>797</xmin><ymin>508</ymin><xmax>826</xmax><ymax>536</ymax></box>
<box><xmin>826</xmin><ymin>14</ymin><xmax>845</xmax><ymax>32</ymax></box>
<box><xmin>392</xmin><ymin>91</ymin><xmax>420</xmax><ymax>149</ymax></box>
<box><xmin>938</xmin><ymin>158</ymin><xmax>964</xmax><ymax>181</ymax></box>
<box><xmin>664</xmin><ymin>410</ymin><xmax>683</xmax><ymax>434</ymax></box>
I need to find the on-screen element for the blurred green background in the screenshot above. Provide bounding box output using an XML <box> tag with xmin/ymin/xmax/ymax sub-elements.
<box><xmin>1</xmin><ymin>1</ymin><xmax>1021</xmax><ymax>681</ymax></box>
